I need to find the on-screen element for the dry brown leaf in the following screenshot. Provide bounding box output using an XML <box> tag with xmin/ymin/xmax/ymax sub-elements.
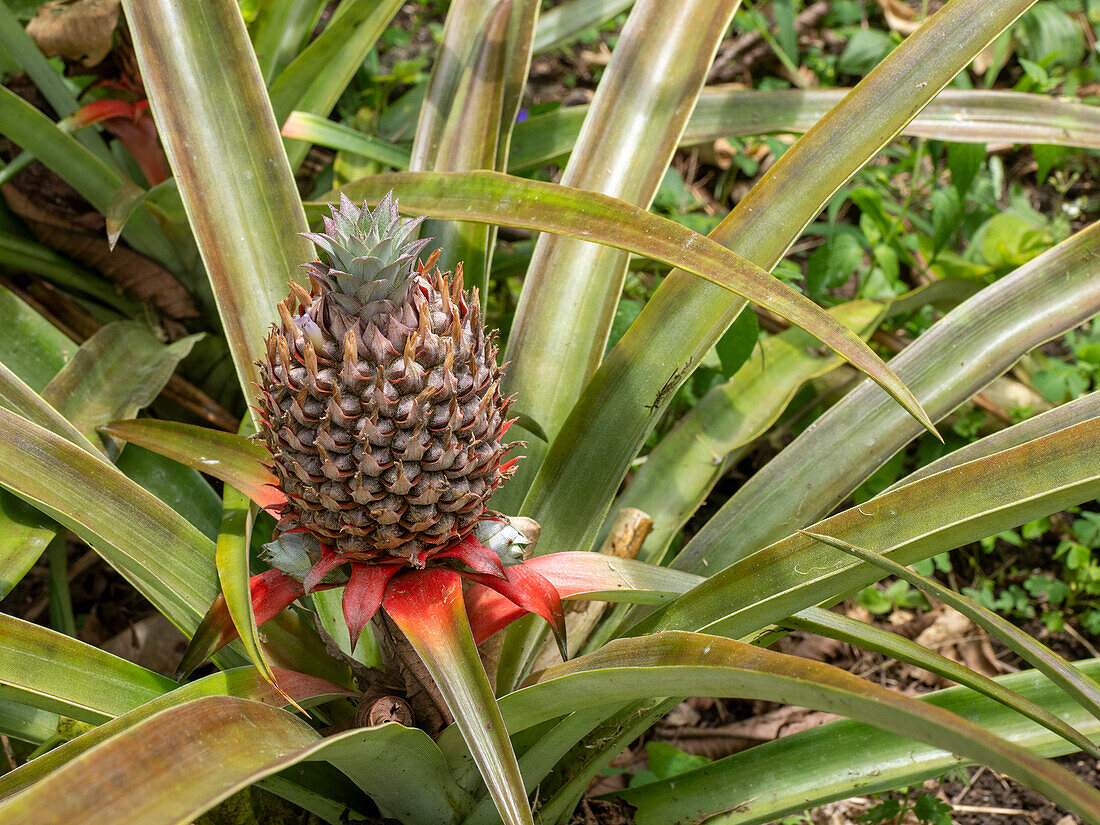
<box><xmin>3</xmin><ymin>184</ymin><xmax>199</xmax><ymax>321</ymax></box>
<box><xmin>875</xmin><ymin>0</ymin><xmax>921</xmax><ymax>35</ymax></box>
<box><xmin>26</xmin><ymin>0</ymin><xmax>121</xmax><ymax>68</ymax></box>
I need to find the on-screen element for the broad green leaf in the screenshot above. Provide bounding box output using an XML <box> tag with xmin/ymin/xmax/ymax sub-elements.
<box><xmin>100</xmin><ymin>418</ymin><xmax>281</xmax><ymax>510</ymax></box>
<box><xmin>675</xmin><ymin>219</ymin><xmax>1100</xmax><ymax>574</ymax></box>
<box><xmin>384</xmin><ymin>569</ymin><xmax>532</xmax><ymax>825</ymax></box>
<box><xmin>123</xmin><ymin>0</ymin><xmax>313</xmax><ymax>408</ymax></box>
<box><xmin>216</xmin><ymin>482</ymin><xmax>280</xmax><ymax>692</ymax></box>
<box><xmin>269</xmin><ymin>0</ymin><xmax>404</xmax><ymax>169</ymax></box>
<box><xmin>324</xmin><ymin>172</ymin><xmax>934</xmax><ymax>438</ymax></box>
<box><xmin>532</xmin><ymin>0</ymin><xmax>633</xmax><ymax>53</ymax></box>
<box><xmin>516</xmin><ymin>0</ymin><xmax>1035</xmax><ymax>587</ymax></box>
<box><xmin>249</xmin><ymin>0</ymin><xmax>326</xmax><ymax>83</ymax></box>
<box><xmin>0</xmin><ymin>286</ymin><xmax>75</xmax><ymax>392</ymax></box>
<box><xmin>614</xmin><ymin>661</ymin><xmax>1100</xmax><ymax>825</ymax></box>
<box><xmin>0</xmin><ymin>613</ymin><xmax>176</xmax><ymax>725</ymax></box>
<box><xmin>495</xmin><ymin>632</ymin><xmax>1100</xmax><ymax>824</ymax></box>
<box><xmin>646</xmin><ymin>415</ymin><xmax>1100</xmax><ymax>641</ymax></box>
<box><xmin>786</xmin><ymin>606</ymin><xmax>1100</xmax><ymax>760</ymax></box>
<box><xmin>42</xmin><ymin>322</ymin><xmax>201</xmax><ymax>455</ymax></box>
<box><xmin>0</xmin><ymin>86</ymin><xmax>180</xmax><ymax>271</ymax></box>
<box><xmin>0</xmin><ymin>698</ymin><xmax>58</xmax><ymax>745</ymax></box>
<box><xmin>495</xmin><ymin>0</ymin><xmax>742</xmax><ymax>514</ymax></box>
<box><xmin>0</xmin><ymin>231</ymin><xmax>143</xmax><ymax>316</ymax></box>
<box><xmin>888</xmin><ymin>391</ymin><xmax>1100</xmax><ymax>493</ymax></box>
<box><xmin>509</xmin><ymin>88</ymin><xmax>1100</xmax><ymax>171</ymax></box>
<box><xmin>0</xmin><ymin>666</ymin><xmax>353</xmax><ymax>801</ymax></box>
<box><xmin>0</xmin><ymin>407</ymin><xmax>223</xmax><ymax>635</ymax></box>
<box><xmin>800</xmin><ymin>531</ymin><xmax>1100</xmax><ymax>729</ymax></box>
<box><xmin>0</xmin><ymin>697</ymin><xmax>319</xmax><ymax>825</ymax></box>
<box><xmin>0</xmin><ymin>362</ymin><xmax>101</xmax><ymax>455</ymax></box>
<box><xmin>281</xmin><ymin>112</ymin><xmax>411</xmax><ymax>168</ymax></box>
<box><xmin>420</xmin><ymin>0</ymin><xmax>510</xmax><ymax>292</ymax></box>
<box><xmin>408</xmin><ymin>0</ymin><xmax>498</xmax><ymax>173</ymax></box>
<box><xmin>0</xmin><ymin>492</ymin><xmax>54</xmax><ymax>599</ymax></box>
<box><xmin>115</xmin><ymin>445</ymin><xmax>221</xmax><ymax>540</ymax></box>
<box><xmin>604</xmin><ymin>300</ymin><xmax>884</xmax><ymax>566</ymax></box>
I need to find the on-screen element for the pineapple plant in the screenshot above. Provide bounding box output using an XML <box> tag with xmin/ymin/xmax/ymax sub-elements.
<box><xmin>260</xmin><ymin>193</ymin><xmax>516</xmax><ymax>566</ymax></box>
<box><xmin>256</xmin><ymin>192</ymin><xmax>522</xmax><ymax>638</ymax></box>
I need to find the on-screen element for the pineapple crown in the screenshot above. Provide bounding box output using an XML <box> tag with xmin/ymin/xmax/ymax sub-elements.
<box><xmin>302</xmin><ymin>191</ymin><xmax>431</xmax><ymax>308</ymax></box>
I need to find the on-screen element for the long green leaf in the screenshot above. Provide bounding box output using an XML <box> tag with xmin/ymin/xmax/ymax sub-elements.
<box><xmin>887</xmin><ymin>391</ymin><xmax>1100</xmax><ymax>493</ymax></box>
<box><xmin>496</xmin><ymin>0</ymin><xmax>741</xmax><ymax>514</ymax></box>
<box><xmin>646</xmin><ymin>416</ymin><xmax>1100</xmax><ymax>640</ymax></box>
<box><xmin>509</xmin><ymin>88</ymin><xmax>1100</xmax><ymax>170</ymax></box>
<box><xmin>123</xmin><ymin>0</ymin><xmax>313</xmax><ymax>407</ymax></box>
<box><xmin>0</xmin><ymin>407</ymin><xmax>221</xmax><ymax>635</ymax></box>
<box><xmin>0</xmin><ymin>697</ymin><xmax>320</xmax><ymax>825</ymax></box>
<box><xmin>249</xmin><ymin>0</ymin><xmax>325</xmax><ymax>83</ymax></box>
<box><xmin>42</xmin><ymin>322</ymin><xmax>200</xmax><ymax>455</ymax></box>
<box><xmin>0</xmin><ymin>666</ymin><xmax>353</xmax><ymax>801</ymax></box>
<box><xmin>216</xmin><ymin>483</ymin><xmax>278</xmax><ymax>689</ymax></box>
<box><xmin>0</xmin><ymin>614</ymin><xmax>176</xmax><ymax>725</ymax></box>
<box><xmin>801</xmin><ymin>530</ymin><xmax>1100</xmax><ymax>727</ymax></box>
<box><xmin>99</xmin><ymin>418</ymin><xmax>282</xmax><ymax>510</ymax></box>
<box><xmin>0</xmin><ymin>361</ymin><xmax>102</xmax><ymax>455</ymax></box>
<box><xmin>270</xmin><ymin>0</ymin><xmax>404</xmax><ymax>170</ymax></box>
<box><xmin>0</xmin><ymin>286</ymin><xmax>75</xmax><ymax>392</ymax></box>
<box><xmin>421</xmin><ymin>0</ymin><xmax>510</xmax><ymax>292</ymax></box>
<box><xmin>605</xmin><ymin>299</ymin><xmax>884</xmax><ymax>565</ymax></box>
<box><xmin>0</xmin><ymin>698</ymin><xmax>58</xmax><ymax>745</ymax></box>
<box><xmin>0</xmin><ymin>86</ymin><xmax>179</xmax><ymax>270</ymax></box>
<box><xmin>674</xmin><ymin>217</ymin><xmax>1100</xmax><ymax>574</ymax></box>
<box><xmin>281</xmin><ymin>112</ymin><xmax>411</xmax><ymax>168</ymax></box>
<box><xmin>532</xmin><ymin>0</ymin><xmax>633</xmax><ymax>53</ymax></box>
<box><xmin>384</xmin><ymin>569</ymin><xmax>532</xmax><ymax>825</ymax></box>
<box><xmin>786</xmin><ymin>606</ymin><xmax>1100</xmax><ymax>760</ymax></box>
<box><xmin>614</xmin><ymin>661</ymin><xmax>1100</xmax><ymax>825</ymax></box>
<box><xmin>518</xmin><ymin>0</ymin><xmax>1034</xmax><ymax>577</ymax></box>
<box><xmin>494</xmin><ymin>632</ymin><xmax>1100</xmax><ymax>823</ymax></box>
<box><xmin>325</xmin><ymin>172</ymin><xmax>934</xmax><ymax>436</ymax></box>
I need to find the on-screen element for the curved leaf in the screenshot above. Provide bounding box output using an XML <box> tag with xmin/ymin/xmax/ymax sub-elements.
<box><xmin>888</xmin><ymin>391</ymin><xmax>1100</xmax><ymax>493</ymax></box>
<box><xmin>324</xmin><ymin>171</ymin><xmax>934</xmax><ymax>435</ymax></box>
<box><xmin>281</xmin><ymin>112</ymin><xmax>411</xmax><ymax>168</ymax></box>
<box><xmin>100</xmin><ymin>418</ymin><xmax>283</xmax><ymax>511</ymax></box>
<box><xmin>496</xmin><ymin>632</ymin><xmax>1100</xmax><ymax>824</ymax></box>
<box><xmin>383</xmin><ymin>569</ymin><xmax>533</xmax><ymax>825</ymax></box>
<box><xmin>270</xmin><ymin>0</ymin><xmax>404</xmax><ymax>169</ymax></box>
<box><xmin>675</xmin><ymin>218</ymin><xmax>1100</xmax><ymax>573</ymax></box>
<box><xmin>497</xmin><ymin>0</ymin><xmax>741</xmax><ymax>513</ymax></box>
<box><xmin>0</xmin><ymin>613</ymin><xmax>176</xmax><ymax>725</ymax></box>
<box><xmin>515</xmin><ymin>0</ymin><xmax>1034</xmax><ymax>577</ymax></box>
<box><xmin>800</xmin><ymin>530</ymin><xmax>1100</xmax><ymax>727</ymax></box>
<box><xmin>0</xmin><ymin>407</ymin><xmax>223</xmax><ymax>635</ymax></box>
<box><xmin>786</xmin><ymin>606</ymin><xmax>1100</xmax><ymax>760</ymax></box>
<box><xmin>41</xmin><ymin>323</ymin><xmax>201</xmax><ymax>456</ymax></box>
<box><xmin>123</xmin><ymin>0</ymin><xmax>313</xmax><ymax>406</ymax></box>
<box><xmin>605</xmin><ymin>299</ymin><xmax>884</xmax><ymax>566</ymax></box>
<box><xmin>0</xmin><ymin>697</ymin><xmax>319</xmax><ymax>825</ymax></box>
<box><xmin>645</xmin><ymin>416</ymin><xmax>1100</xmax><ymax>641</ymax></box>
<box><xmin>0</xmin><ymin>667</ymin><xmax>353</xmax><ymax>801</ymax></box>
<box><xmin>510</xmin><ymin>88</ymin><xmax>1100</xmax><ymax>170</ymax></box>
<box><xmin>614</xmin><ymin>661</ymin><xmax>1100</xmax><ymax>825</ymax></box>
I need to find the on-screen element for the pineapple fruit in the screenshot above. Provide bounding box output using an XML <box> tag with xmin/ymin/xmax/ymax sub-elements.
<box><xmin>257</xmin><ymin>193</ymin><xmax>518</xmax><ymax>567</ymax></box>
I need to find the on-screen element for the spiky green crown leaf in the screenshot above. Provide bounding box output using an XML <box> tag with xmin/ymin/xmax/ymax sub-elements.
<box><xmin>302</xmin><ymin>191</ymin><xmax>430</xmax><ymax>307</ymax></box>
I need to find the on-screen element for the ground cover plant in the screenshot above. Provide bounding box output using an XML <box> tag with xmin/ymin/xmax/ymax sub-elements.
<box><xmin>0</xmin><ymin>1</ymin><xmax>1099</xmax><ymax>824</ymax></box>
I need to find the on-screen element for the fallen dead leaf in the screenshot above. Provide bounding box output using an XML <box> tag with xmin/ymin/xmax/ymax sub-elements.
<box><xmin>26</xmin><ymin>0</ymin><xmax>121</xmax><ymax>68</ymax></box>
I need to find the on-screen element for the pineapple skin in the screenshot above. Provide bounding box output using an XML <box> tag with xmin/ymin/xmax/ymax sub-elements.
<box><xmin>257</xmin><ymin>197</ymin><xmax>515</xmax><ymax>565</ymax></box>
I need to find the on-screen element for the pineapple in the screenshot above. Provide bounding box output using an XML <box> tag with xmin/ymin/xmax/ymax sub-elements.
<box><xmin>257</xmin><ymin>193</ymin><xmax>518</xmax><ymax>567</ymax></box>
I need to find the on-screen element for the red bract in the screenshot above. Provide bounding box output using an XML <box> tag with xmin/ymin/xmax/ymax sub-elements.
<box><xmin>177</xmin><ymin>532</ymin><xmax>576</xmax><ymax>678</ymax></box>
<box><xmin>65</xmin><ymin>98</ymin><xmax>169</xmax><ymax>185</ymax></box>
